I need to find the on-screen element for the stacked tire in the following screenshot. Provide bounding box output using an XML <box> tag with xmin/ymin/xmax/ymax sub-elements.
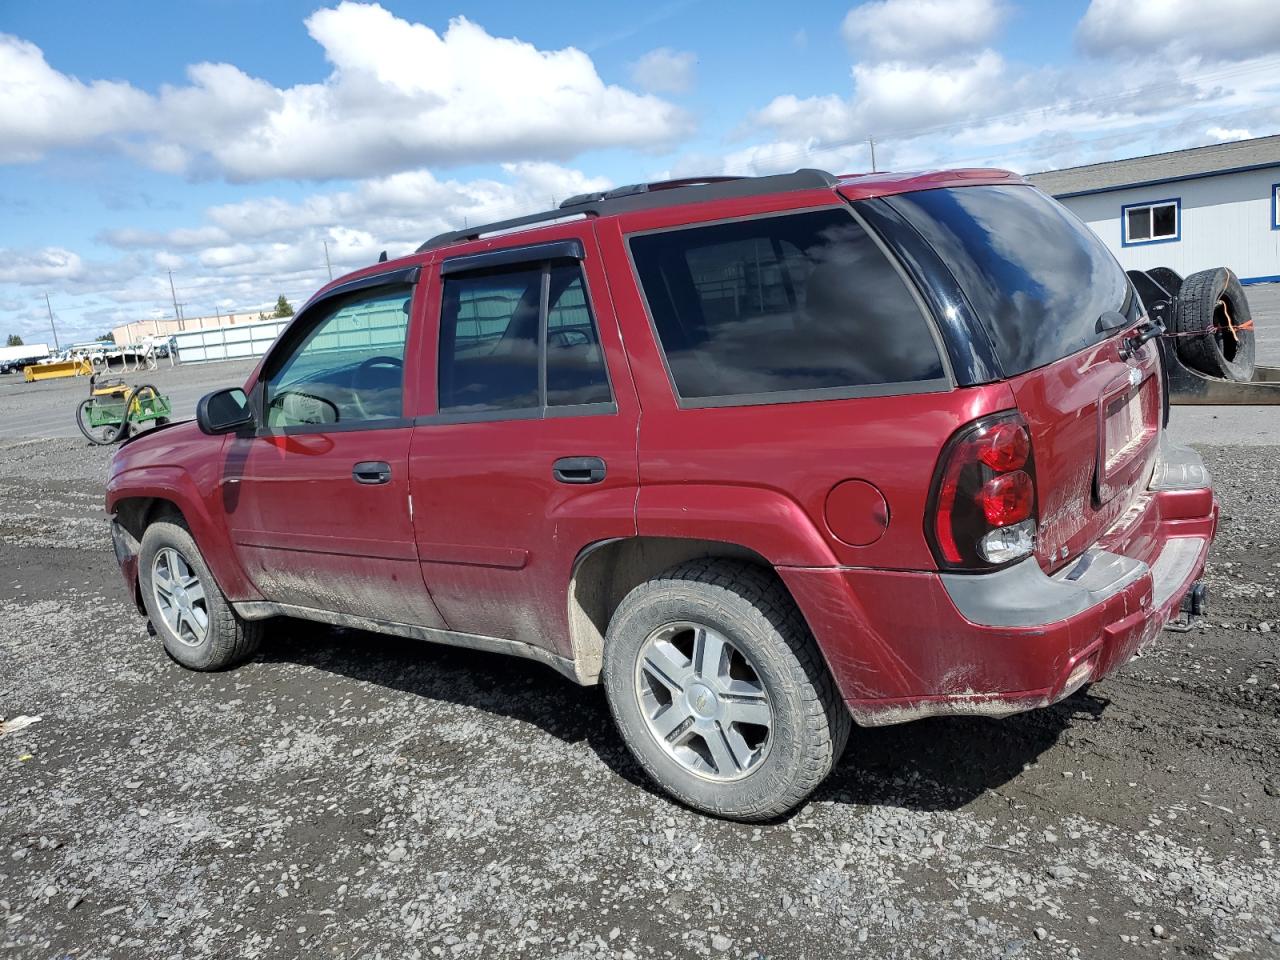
<box><xmin>1166</xmin><ymin>267</ymin><xmax>1256</xmax><ymax>382</ymax></box>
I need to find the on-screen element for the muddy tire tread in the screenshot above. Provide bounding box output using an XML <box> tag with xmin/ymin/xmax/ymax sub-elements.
<box><xmin>603</xmin><ymin>558</ymin><xmax>849</xmax><ymax>821</ymax></box>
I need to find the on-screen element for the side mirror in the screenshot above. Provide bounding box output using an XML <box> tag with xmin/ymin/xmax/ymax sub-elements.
<box><xmin>196</xmin><ymin>387</ymin><xmax>254</xmax><ymax>436</ymax></box>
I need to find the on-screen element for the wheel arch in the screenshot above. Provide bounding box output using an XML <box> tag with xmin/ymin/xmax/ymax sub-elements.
<box><xmin>107</xmin><ymin>466</ymin><xmax>261</xmax><ymax>603</ymax></box>
<box><xmin>567</xmin><ymin>536</ymin><xmax>809</xmax><ymax>685</ymax></box>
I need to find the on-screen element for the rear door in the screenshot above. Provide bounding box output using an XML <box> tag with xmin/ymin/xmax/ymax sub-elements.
<box><xmin>881</xmin><ymin>184</ymin><xmax>1161</xmax><ymax>569</ymax></box>
<box><xmin>407</xmin><ymin>232</ymin><xmax>640</xmax><ymax>656</ymax></box>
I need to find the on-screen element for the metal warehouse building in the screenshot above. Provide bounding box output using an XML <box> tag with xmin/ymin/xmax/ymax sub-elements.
<box><xmin>1026</xmin><ymin>135</ymin><xmax>1280</xmax><ymax>286</ymax></box>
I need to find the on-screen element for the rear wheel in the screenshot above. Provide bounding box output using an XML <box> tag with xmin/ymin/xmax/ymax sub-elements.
<box><xmin>602</xmin><ymin>559</ymin><xmax>849</xmax><ymax>820</ymax></box>
<box><xmin>138</xmin><ymin>518</ymin><xmax>261</xmax><ymax>671</ymax></box>
<box><xmin>1175</xmin><ymin>268</ymin><xmax>1255</xmax><ymax>381</ymax></box>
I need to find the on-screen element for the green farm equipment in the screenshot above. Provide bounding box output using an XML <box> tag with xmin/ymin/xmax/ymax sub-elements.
<box><xmin>76</xmin><ymin>375</ymin><xmax>172</xmax><ymax>445</ymax></box>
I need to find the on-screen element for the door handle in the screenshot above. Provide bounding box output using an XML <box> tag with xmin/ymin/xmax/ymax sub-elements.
<box><xmin>552</xmin><ymin>456</ymin><xmax>606</xmax><ymax>484</ymax></box>
<box><xmin>352</xmin><ymin>461</ymin><xmax>392</xmax><ymax>485</ymax></box>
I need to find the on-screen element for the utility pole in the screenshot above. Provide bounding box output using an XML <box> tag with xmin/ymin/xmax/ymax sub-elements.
<box><xmin>44</xmin><ymin>292</ymin><xmax>60</xmax><ymax>350</ymax></box>
<box><xmin>323</xmin><ymin>240</ymin><xmax>333</xmax><ymax>281</ymax></box>
<box><xmin>868</xmin><ymin>137</ymin><xmax>877</xmax><ymax>173</ymax></box>
<box><xmin>169</xmin><ymin>271</ymin><xmax>183</xmax><ymax>331</ymax></box>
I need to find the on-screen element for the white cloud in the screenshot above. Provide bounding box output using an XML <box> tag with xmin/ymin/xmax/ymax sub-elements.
<box><xmin>747</xmin><ymin>49</ymin><xmax>1010</xmax><ymax>147</ymax></box>
<box><xmin>1077</xmin><ymin>0</ymin><xmax>1280</xmax><ymax>61</ymax></box>
<box><xmin>841</xmin><ymin>0</ymin><xmax>1008</xmax><ymax>61</ymax></box>
<box><xmin>0</xmin><ymin>35</ymin><xmax>150</xmax><ymax>163</ymax></box>
<box><xmin>724</xmin><ymin>0</ymin><xmax>1280</xmax><ymax>182</ymax></box>
<box><xmin>629</xmin><ymin>48</ymin><xmax>697</xmax><ymax>95</ymax></box>
<box><xmin>0</xmin><ymin>247</ymin><xmax>85</xmax><ymax>285</ymax></box>
<box><xmin>0</xmin><ymin>3</ymin><xmax>690</xmax><ymax>182</ymax></box>
<box><xmin>45</xmin><ymin>162</ymin><xmax>613</xmax><ymax>344</ymax></box>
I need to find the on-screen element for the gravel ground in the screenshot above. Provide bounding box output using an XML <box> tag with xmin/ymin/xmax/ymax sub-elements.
<box><xmin>1</xmin><ymin>420</ymin><xmax>1278</xmax><ymax>958</ymax></box>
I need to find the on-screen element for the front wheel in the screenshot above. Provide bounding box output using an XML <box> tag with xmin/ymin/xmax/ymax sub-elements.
<box><xmin>138</xmin><ymin>518</ymin><xmax>261</xmax><ymax>670</ymax></box>
<box><xmin>602</xmin><ymin>560</ymin><xmax>850</xmax><ymax>820</ymax></box>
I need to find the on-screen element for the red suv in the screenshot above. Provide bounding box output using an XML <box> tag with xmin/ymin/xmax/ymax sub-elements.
<box><xmin>107</xmin><ymin>168</ymin><xmax>1217</xmax><ymax>820</ymax></box>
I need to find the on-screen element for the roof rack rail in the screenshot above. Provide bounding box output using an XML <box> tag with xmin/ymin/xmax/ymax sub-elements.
<box><xmin>416</xmin><ymin>168</ymin><xmax>837</xmax><ymax>253</ymax></box>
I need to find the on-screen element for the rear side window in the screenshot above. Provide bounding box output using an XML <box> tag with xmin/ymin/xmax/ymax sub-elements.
<box><xmin>884</xmin><ymin>185</ymin><xmax>1136</xmax><ymax>375</ymax></box>
<box><xmin>439</xmin><ymin>267</ymin><xmax>542</xmax><ymax>413</ymax></box>
<box><xmin>546</xmin><ymin>264</ymin><xmax>611</xmax><ymax>406</ymax></box>
<box><xmin>628</xmin><ymin>209</ymin><xmax>946</xmax><ymax>404</ymax></box>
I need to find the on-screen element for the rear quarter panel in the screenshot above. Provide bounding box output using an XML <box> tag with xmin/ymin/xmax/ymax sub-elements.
<box><xmin>594</xmin><ymin>216</ymin><xmax>1016</xmax><ymax>570</ymax></box>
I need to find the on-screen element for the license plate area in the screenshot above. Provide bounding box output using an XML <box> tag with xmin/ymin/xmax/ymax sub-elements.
<box><xmin>1097</xmin><ymin>373</ymin><xmax>1157</xmax><ymax>503</ymax></box>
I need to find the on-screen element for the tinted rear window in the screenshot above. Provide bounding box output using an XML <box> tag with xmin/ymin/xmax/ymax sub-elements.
<box><xmin>628</xmin><ymin>209</ymin><xmax>945</xmax><ymax>403</ymax></box>
<box><xmin>884</xmin><ymin>185</ymin><xmax>1134</xmax><ymax>375</ymax></box>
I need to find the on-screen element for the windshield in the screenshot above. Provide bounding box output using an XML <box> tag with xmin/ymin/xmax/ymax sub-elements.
<box><xmin>884</xmin><ymin>185</ymin><xmax>1136</xmax><ymax>375</ymax></box>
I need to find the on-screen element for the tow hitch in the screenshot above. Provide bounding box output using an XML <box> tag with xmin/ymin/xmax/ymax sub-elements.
<box><xmin>1166</xmin><ymin>580</ymin><xmax>1208</xmax><ymax>633</ymax></box>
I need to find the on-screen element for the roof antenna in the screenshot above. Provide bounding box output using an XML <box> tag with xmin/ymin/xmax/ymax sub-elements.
<box><xmin>378</xmin><ymin>250</ymin><xmax>388</xmax><ymax>263</ymax></box>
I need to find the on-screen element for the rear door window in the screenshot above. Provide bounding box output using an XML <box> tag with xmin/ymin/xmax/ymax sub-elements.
<box><xmin>883</xmin><ymin>185</ymin><xmax>1137</xmax><ymax>375</ymax></box>
<box><xmin>438</xmin><ymin>267</ymin><xmax>542</xmax><ymax>413</ymax></box>
<box><xmin>628</xmin><ymin>209</ymin><xmax>946</xmax><ymax>404</ymax></box>
<box><xmin>438</xmin><ymin>259</ymin><xmax>613</xmax><ymax>416</ymax></box>
<box><xmin>546</xmin><ymin>263</ymin><xmax>611</xmax><ymax>407</ymax></box>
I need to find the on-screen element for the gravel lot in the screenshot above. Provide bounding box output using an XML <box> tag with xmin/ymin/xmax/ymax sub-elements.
<box><xmin>2</xmin><ymin>328</ymin><xmax>1279</xmax><ymax>958</ymax></box>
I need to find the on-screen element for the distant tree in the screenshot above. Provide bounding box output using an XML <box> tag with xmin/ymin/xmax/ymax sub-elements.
<box><xmin>97</xmin><ymin>333</ymin><xmax>114</xmax><ymax>342</ymax></box>
<box><xmin>257</xmin><ymin>312</ymin><xmax>270</xmax><ymax>322</ymax></box>
<box><xmin>272</xmin><ymin>296</ymin><xmax>295</xmax><ymax>318</ymax></box>
<box><xmin>5</xmin><ymin>334</ymin><xmax>23</xmax><ymax>347</ymax></box>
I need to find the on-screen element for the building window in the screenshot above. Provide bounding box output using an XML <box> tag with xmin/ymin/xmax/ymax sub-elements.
<box><xmin>1121</xmin><ymin>198</ymin><xmax>1180</xmax><ymax>246</ymax></box>
<box><xmin>1272</xmin><ymin>183</ymin><xmax>1280</xmax><ymax>230</ymax></box>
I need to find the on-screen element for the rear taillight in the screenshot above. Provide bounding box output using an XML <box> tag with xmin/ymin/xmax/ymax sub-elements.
<box><xmin>928</xmin><ymin>412</ymin><xmax>1038</xmax><ymax>570</ymax></box>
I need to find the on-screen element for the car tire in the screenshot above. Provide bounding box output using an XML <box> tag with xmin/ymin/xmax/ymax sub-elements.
<box><xmin>1175</xmin><ymin>268</ymin><xmax>1255</xmax><ymax>382</ymax></box>
<box><xmin>602</xmin><ymin>559</ymin><xmax>850</xmax><ymax>821</ymax></box>
<box><xmin>138</xmin><ymin>518</ymin><xmax>261</xmax><ymax>671</ymax></box>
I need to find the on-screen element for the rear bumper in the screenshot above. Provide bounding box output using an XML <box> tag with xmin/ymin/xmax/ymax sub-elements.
<box><xmin>781</xmin><ymin>439</ymin><xmax>1217</xmax><ymax>726</ymax></box>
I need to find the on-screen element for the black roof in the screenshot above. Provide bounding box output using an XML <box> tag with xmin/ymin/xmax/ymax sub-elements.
<box><xmin>416</xmin><ymin>168</ymin><xmax>838</xmax><ymax>252</ymax></box>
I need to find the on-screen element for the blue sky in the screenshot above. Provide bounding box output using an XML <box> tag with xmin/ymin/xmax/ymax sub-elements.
<box><xmin>2</xmin><ymin>0</ymin><xmax>1278</xmax><ymax>344</ymax></box>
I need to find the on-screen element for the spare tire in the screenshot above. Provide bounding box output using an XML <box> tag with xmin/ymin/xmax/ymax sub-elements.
<box><xmin>1174</xmin><ymin>268</ymin><xmax>1255</xmax><ymax>382</ymax></box>
<box><xmin>1146</xmin><ymin>266</ymin><xmax>1184</xmax><ymax>300</ymax></box>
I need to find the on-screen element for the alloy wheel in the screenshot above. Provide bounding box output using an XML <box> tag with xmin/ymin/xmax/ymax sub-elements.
<box><xmin>151</xmin><ymin>547</ymin><xmax>209</xmax><ymax>647</ymax></box>
<box><xmin>634</xmin><ymin>621</ymin><xmax>773</xmax><ymax>782</ymax></box>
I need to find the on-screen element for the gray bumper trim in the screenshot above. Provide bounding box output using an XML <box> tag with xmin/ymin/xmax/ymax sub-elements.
<box><xmin>1150</xmin><ymin>537</ymin><xmax>1204</xmax><ymax>609</ymax></box>
<box><xmin>942</xmin><ymin>536</ymin><xmax>1206</xmax><ymax>628</ymax></box>
<box><xmin>1150</xmin><ymin>435</ymin><xmax>1212</xmax><ymax>491</ymax></box>
<box><xmin>941</xmin><ymin>551</ymin><xmax>1147</xmax><ymax>628</ymax></box>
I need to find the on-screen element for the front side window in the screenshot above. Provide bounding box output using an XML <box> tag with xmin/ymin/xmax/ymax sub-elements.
<box><xmin>263</xmin><ymin>285</ymin><xmax>411</xmax><ymax>428</ymax></box>
<box><xmin>628</xmin><ymin>209</ymin><xmax>945</xmax><ymax>403</ymax></box>
<box><xmin>438</xmin><ymin>260</ymin><xmax>612</xmax><ymax>415</ymax></box>
<box><xmin>1123</xmin><ymin>199</ymin><xmax>1179</xmax><ymax>244</ymax></box>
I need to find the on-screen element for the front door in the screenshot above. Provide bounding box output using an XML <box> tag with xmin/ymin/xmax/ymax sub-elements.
<box><xmin>223</xmin><ymin>274</ymin><xmax>446</xmax><ymax>628</ymax></box>
<box><xmin>408</xmin><ymin>234</ymin><xmax>639</xmax><ymax>657</ymax></box>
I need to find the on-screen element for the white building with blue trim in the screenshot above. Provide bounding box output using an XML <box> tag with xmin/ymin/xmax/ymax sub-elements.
<box><xmin>1026</xmin><ymin>135</ymin><xmax>1280</xmax><ymax>286</ymax></box>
